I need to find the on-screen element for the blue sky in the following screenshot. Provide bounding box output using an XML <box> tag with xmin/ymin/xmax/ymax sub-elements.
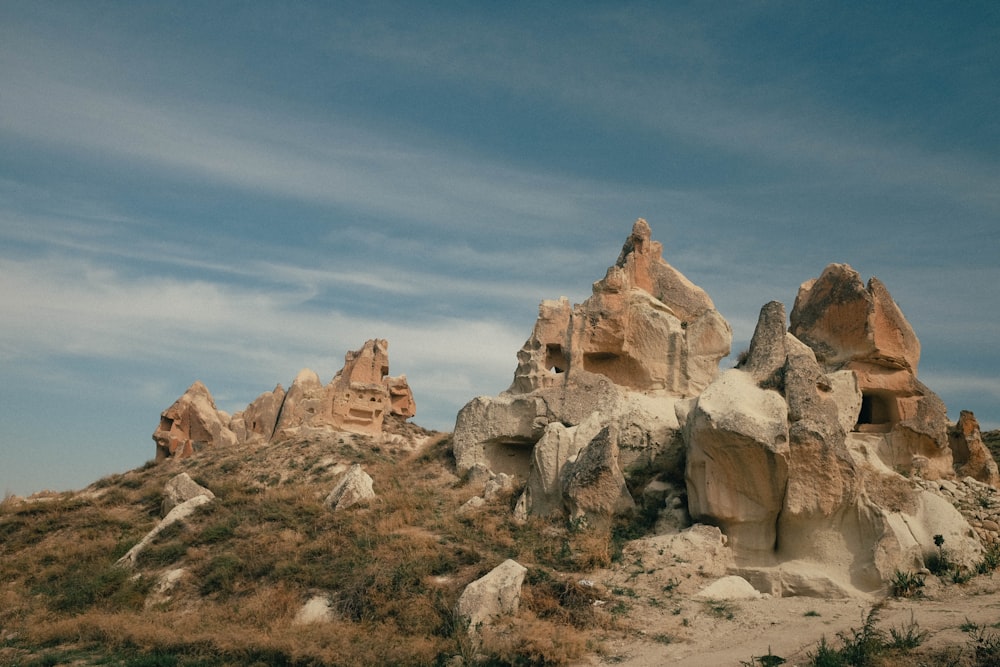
<box><xmin>1</xmin><ymin>2</ymin><xmax>998</xmax><ymax>496</ymax></box>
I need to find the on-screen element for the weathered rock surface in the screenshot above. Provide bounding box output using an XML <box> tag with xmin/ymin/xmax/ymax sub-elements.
<box><xmin>562</xmin><ymin>426</ymin><xmax>636</xmax><ymax>530</ymax></box>
<box><xmin>790</xmin><ymin>264</ymin><xmax>952</xmax><ymax>480</ymax></box>
<box><xmin>689</xmin><ymin>286</ymin><xmax>988</xmax><ymax>595</ymax></box>
<box><xmin>153</xmin><ymin>381</ymin><xmax>238</xmax><ymax>460</ymax></box>
<box><xmin>323</xmin><ymin>464</ymin><xmax>375</xmax><ymax>511</ymax></box>
<box><xmin>117</xmin><ymin>494</ymin><xmax>213</xmax><ymax>568</ymax></box>
<box><xmin>230</xmin><ymin>384</ymin><xmax>286</xmax><ymax>443</ymax></box>
<box><xmin>950</xmin><ymin>411</ymin><xmax>1000</xmax><ymax>488</ymax></box>
<box><xmin>685</xmin><ymin>369</ymin><xmax>789</xmax><ymax>556</ymax></box>
<box><xmin>152</xmin><ymin>339</ymin><xmax>416</xmax><ymax>461</ymax></box>
<box><xmin>453</xmin><ymin>220</ymin><xmax>729</xmax><ymax>529</ymax></box>
<box><xmin>161</xmin><ymin>472</ymin><xmax>215</xmax><ymax>516</ymax></box>
<box><xmin>273</xmin><ymin>339</ymin><xmax>415</xmax><ymax>439</ymax></box>
<box><xmin>455</xmin><ymin>559</ymin><xmax>527</xmax><ymax>635</ymax></box>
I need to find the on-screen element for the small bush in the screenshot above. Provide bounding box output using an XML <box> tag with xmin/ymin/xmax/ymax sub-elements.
<box><xmin>889</xmin><ymin>569</ymin><xmax>924</xmax><ymax>598</ymax></box>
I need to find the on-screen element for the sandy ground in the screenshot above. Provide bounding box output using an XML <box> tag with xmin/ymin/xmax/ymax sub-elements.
<box><xmin>572</xmin><ymin>534</ymin><xmax>1000</xmax><ymax>666</ymax></box>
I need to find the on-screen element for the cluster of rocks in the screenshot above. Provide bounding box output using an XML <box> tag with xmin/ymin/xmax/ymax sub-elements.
<box><xmin>452</xmin><ymin>219</ymin><xmax>998</xmax><ymax>597</ymax></box>
<box><xmin>921</xmin><ymin>476</ymin><xmax>1000</xmax><ymax>547</ymax></box>
<box><xmin>152</xmin><ymin>339</ymin><xmax>415</xmax><ymax>460</ymax></box>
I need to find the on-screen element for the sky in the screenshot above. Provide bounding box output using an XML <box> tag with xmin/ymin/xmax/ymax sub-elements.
<box><xmin>1</xmin><ymin>2</ymin><xmax>998</xmax><ymax>496</ymax></box>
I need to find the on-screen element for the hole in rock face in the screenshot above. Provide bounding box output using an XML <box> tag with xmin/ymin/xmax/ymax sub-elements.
<box><xmin>483</xmin><ymin>439</ymin><xmax>536</xmax><ymax>479</ymax></box>
<box><xmin>545</xmin><ymin>344</ymin><xmax>567</xmax><ymax>374</ymax></box>
<box><xmin>856</xmin><ymin>391</ymin><xmax>899</xmax><ymax>432</ymax></box>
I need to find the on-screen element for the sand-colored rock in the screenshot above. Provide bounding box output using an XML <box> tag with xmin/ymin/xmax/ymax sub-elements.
<box><xmin>274</xmin><ymin>340</ymin><xmax>416</xmax><ymax>439</ymax></box>
<box><xmin>230</xmin><ymin>384</ymin><xmax>285</xmax><ymax>443</ymax></box>
<box><xmin>455</xmin><ymin>559</ymin><xmax>527</xmax><ymax>635</ymax></box>
<box><xmin>453</xmin><ymin>220</ymin><xmax>729</xmax><ymax>486</ymax></box>
<box><xmin>949</xmin><ymin>411</ymin><xmax>1000</xmax><ymax>488</ymax></box>
<box><xmin>562</xmin><ymin>426</ymin><xmax>636</xmax><ymax>529</ymax></box>
<box><xmin>789</xmin><ymin>264</ymin><xmax>953</xmax><ymax>480</ymax></box>
<box><xmin>323</xmin><ymin>464</ymin><xmax>375</xmax><ymax>511</ymax></box>
<box><xmin>152</xmin><ymin>381</ymin><xmax>238</xmax><ymax>460</ymax></box>
<box><xmin>161</xmin><ymin>472</ymin><xmax>215</xmax><ymax>516</ymax></box>
<box><xmin>685</xmin><ymin>370</ymin><xmax>790</xmax><ymax>557</ymax></box>
<box><xmin>117</xmin><ymin>494</ymin><xmax>213</xmax><ymax>568</ymax></box>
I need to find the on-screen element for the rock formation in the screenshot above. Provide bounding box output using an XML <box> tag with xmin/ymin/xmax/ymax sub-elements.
<box><xmin>153</xmin><ymin>381</ymin><xmax>238</xmax><ymax>461</ymax></box>
<box><xmin>452</xmin><ymin>219</ymin><xmax>997</xmax><ymax>597</ymax></box>
<box><xmin>455</xmin><ymin>559</ymin><xmax>528</xmax><ymax>636</ymax></box>
<box><xmin>949</xmin><ymin>411</ymin><xmax>1000</xmax><ymax>488</ymax></box>
<box><xmin>323</xmin><ymin>464</ymin><xmax>376</xmax><ymax>510</ymax></box>
<box><xmin>789</xmin><ymin>264</ymin><xmax>952</xmax><ymax>479</ymax></box>
<box><xmin>152</xmin><ymin>339</ymin><xmax>415</xmax><ymax>459</ymax></box>
<box><xmin>690</xmin><ymin>269</ymin><xmax>984</xmax><ymax>594</ymax></box>
<box><xmin>453</xmin><ymin>219</ymin><xmax>730</xmax><ymax>522</ymax></box>
<box><xmin>161</xmin><ymin>472</ymin><xmax>215</xmax><ymax>516</ymax></box>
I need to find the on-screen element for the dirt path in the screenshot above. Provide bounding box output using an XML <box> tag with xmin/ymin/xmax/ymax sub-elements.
<box><xmin>574</xmin><ymin>558</ymin><xmax>1000</xmax><ymax>666</ymax></box>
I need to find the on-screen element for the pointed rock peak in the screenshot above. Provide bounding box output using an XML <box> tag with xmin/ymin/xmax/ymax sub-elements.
<box><xmin>790</xmin><ymin>263</ymin><xmax>919</xmax><ymax>372</ymax></box>
<box><xmin>598</xmin><ymin>219</ymin><xmax>716</xmax><ymax>323</ymax></box>
<box><xmin>291</xmin><ymin>368</ymin><xmax>322</xmax><ymax>388</ymax></box>
<box><xmin>333</xmin><ymin>338</ymin><xmax>391</xmax><ymax>385</ymax></box>
<box><xmin>615</xmin><ymin>218</ymin><xmax>656</xmax><ymax>266</ymax></box>
<box><xmin>185</xmin><ymin>380</ymin><xmax>214</xmax><ymax>400</ymax></box>
<box><xmin>741</xmin><ymin>300</ymin><xmax>788</xmax><ymax>386</ymax></box>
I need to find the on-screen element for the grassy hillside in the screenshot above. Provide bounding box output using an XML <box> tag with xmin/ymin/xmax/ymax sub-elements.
<box><xmin>0</xmin><ymin>420</ymin><xmax>627</xmax><ymax>666</ymax></box>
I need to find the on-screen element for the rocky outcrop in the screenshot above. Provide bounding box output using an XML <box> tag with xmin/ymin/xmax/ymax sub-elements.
<box><xmin>152</xmin><ymin>339</ymin><xmax>415</xmax><ymax>460</ymax></box>
<box><xmin>562</xmin><ymin>426</ymin><xmax>636</xmax><ymax>530</ymax></box>
<box><xmin>456</xmin><ymin>559</ymin><xmax>527</xmax><ymax>635</ymax></box>
<box><xmin>790</xmin><ymin>264</ymin><xmax>952</xmax><ymax>480</ymax></box>
<box><xmin>323</xmin><ymin>464</ymin><xmax>375</xmax><ymax>510</ymax></box>
<box><xmin>950</xmin><ymin>411</ymin><xmax>1000</xmax><ymax>488</ymax></box>
<box><xmin>689</xmin><ymin>286</ymin><xmax>986</xmax><ymax>594</ymax></box>
<box><xmin>453</xmin><ymin>220</ymin><xmax>729</xmax><ymax>528</ymax></box>
<box><xmin>153</xmin><ymin>381</ymin><xmax>238</xmax><ymax>460</ymax></box>
<box><xmin>273</xmin><ymin>339</ymin><xmax>415</xmax><ymax>439</ymax></box>
<box><xmin>230</xmin><ymin>385</ymin><xmax>286</xmax><ymax>443</ymax></box>
<box><xmin>161</xmin><ymin>472</ymin><xmax>215</xmax><ymax>516</ymax></box>
<box><xmin>685</xmin><ymin>369</ymin><xmax>789</xmax><ymax>556</ymax></box>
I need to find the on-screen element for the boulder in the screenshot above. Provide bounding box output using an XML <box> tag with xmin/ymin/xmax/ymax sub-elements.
<box><xmin>161</xmin><ymin>472</ymin><xmax>215</xmax><ymax>516</ymax></box>
<box><xmin>456</xmin><ymin>559</ymin><xmax>528</xmax><ymax>635</ymax></box>
<box><xmin>324</xmin><ymin>464</ymin><xmax>375</xmax><ymax>510</ymax></box>
<box><xmin>514</xmin><ymin>416</ymin><xmax>600</xmax><ymax>519</ymax></box>
<box><xmin>562</xmin><ymin>426</ymin><xmax>636</xmax><ymax>529</ymax></box>
<box><xmin>685</xmin><ymin>369</ymin><xmax>789</xmax><ymax>557</ymax></box>
<box><xmin>790</xmin><ymin>264</ymin><xmax>919</xmax><ymax>372</ymax></box>
<box><xmin>152</xmin><ymin>381</ymin><xmax>238</xmax><ymax>460</ymax></box>
<box><xmin>949</xmin><ymin>411</ymin><xmax>1000</xmax><ymax>488</ymax></box>
<box><xmin>293</xmin><ymin>594</ymin><xmax>337</xmax><ymax>625</ymax></box>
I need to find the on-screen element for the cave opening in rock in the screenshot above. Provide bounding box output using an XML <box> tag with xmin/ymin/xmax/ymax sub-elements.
<box><xmin>856</xmin><ymin>390</ymin><xmax>898</xmax><ymax>432</ymax></box>
<box><xmin>546</xmin><ymin>343</ymin><xmax>567</xmax><ymax>374</ymax></box>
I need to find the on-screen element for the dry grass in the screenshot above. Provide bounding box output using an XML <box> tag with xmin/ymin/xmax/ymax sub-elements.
<box><xmin>0</xmin><ymin>428</ymin><xmax>615</xmax><ymax>665</ymax></box>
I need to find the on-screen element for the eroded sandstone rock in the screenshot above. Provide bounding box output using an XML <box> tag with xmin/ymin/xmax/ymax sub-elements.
<box><xmin>152</xmin><ymin>381</ymin><xmax>238</xmax><ymax>460</ymax></box>
<box><xmin>790</xmin><ymin>264</ymin><xmax>952</xmax><ymax>479</ymax></box>
<box><xmin>324</xmin><ymin>464</ymin><xmax>375</xmax><ymax>511</ymax></box>
<box><xmin>161</xmin><ymin>472</ymin><xmax>215</xmax><ymax>516</ymax></box>
<box><xmin>152</xmin><ymin>339</ymin><xmax>416</xmax><ymax>461</ymax></box>
<box><xmin>455</xmin><ymin>559</ymin><xmax>527</xmax><ymax>635</ymax></box>
<box><xmin>950</xmin><ymin>411</ymin><xmax>1000</xmax><ymax>488</ymax></box>
<box><xmin>453</xmin><ymin>220</ymin><xmax>730</xmax><ymax>524</ymax></box>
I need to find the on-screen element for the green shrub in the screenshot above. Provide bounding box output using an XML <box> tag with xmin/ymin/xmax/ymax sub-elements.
<box><xmin>889</xmin><ymin>569</ymin><xmax>924</xmax><ymax>598</ymax></box>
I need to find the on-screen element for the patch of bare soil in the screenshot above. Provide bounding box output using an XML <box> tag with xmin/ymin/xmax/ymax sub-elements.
<box><xmin>573</xmin><ymin>563</ymin><xmax>1000</xmax><ymax>666</ymax></box>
